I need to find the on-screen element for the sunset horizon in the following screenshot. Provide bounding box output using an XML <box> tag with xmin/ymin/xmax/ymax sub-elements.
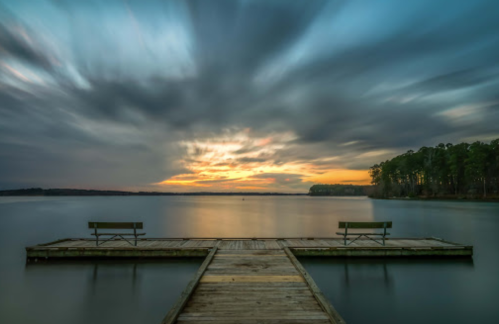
<box><xmin>2</xmin><ymin>1</ymin><xmax>498</xmax><ymax>193</ymax></box>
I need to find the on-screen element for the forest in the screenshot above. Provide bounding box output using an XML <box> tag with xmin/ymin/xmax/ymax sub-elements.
<box><xmin>369</xmin><ymin>139</ymin><xmax>499</xmax><ymax>199</ymax></box>
<box><xmin>309</xmin><ymin>184</ymin><xmax>368</xmax><ymax>196</ymax></box>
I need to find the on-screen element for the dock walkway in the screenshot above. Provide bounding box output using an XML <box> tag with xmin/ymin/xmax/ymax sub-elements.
<box><xmin>26</xmin><ymin>237</ymin><xmax>472</xmax><ymax>324</ymax></box>
<box><xmin>163</xmin><ymin>246</ymin><xmax>345</xmax><ymax>324</ymax></box>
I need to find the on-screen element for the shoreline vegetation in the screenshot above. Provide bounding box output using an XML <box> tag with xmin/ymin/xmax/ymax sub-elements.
<box><xmin>368</xmin><ymin>139</ymin><xmax>499</xmax><ymax>201</ymax></box>
<box><xmin>308</xmin><ymin>184</ymin><xmax>371</xmax><ymax>196</ymax></box>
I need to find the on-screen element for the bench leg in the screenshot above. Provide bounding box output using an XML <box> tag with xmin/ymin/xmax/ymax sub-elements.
<box><xmin>382</xmin><ymin>235</ymin><xmax>385</xmax><ymax>246</ymax></box>
<box><xmin>344</xmin><ymin>235</ymin><xmax>347</xmax><ymax>246</ymax></box>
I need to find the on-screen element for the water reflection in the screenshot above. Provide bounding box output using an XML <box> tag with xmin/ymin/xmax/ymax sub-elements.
<box><xmin>342</xmin><ymin>261</ymin><xmax>394</xmax><ymax>295</ymax></box>
<box><xmin>161</xmin><ymin>196</ymin><xmax>373</xmax><ymax>238</ymax></box>
<box><xmin>90</xmin><ymin>262</ymin><xmax>140</xmax><ymax>296</ymax></box>
<box><xmin>19</xmin><ymin>259</ymin><xmax>201</xmax><ymax>324</ymax></box>
<box><xmin>301</xmin><ymin>257</ymin><xmax>476</xmax><ymax>324</ymax></box>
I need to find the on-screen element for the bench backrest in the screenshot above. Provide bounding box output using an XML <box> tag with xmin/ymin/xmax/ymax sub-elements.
<box><xmin>338</xmin><ymin>221</ymin><xmax>392</xmax><ymax>229</ymax></box>
<box><xmin>88</xmin><ymin>222</ymin><xmax>143</xmax><ymax>229</ymax></box>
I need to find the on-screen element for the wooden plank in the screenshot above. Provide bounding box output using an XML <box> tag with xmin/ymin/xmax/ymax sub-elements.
<box><xmin>177</xmin><ymin>314</ymin><xmax>330</xmax><ymax>321</ymax></box>
<box><xmin>217</xmin><ymin>250</ymin><xmax>285</xmax><ymax>255</ymax></box>
<box><xmin>208</xmin><ymin>260</ymin><xmax>293</xmax><ymax>266</ymax></box>
<box><xmin>207</xmin><ymin>263</ymin><xmax>295</xmax><ymax>268</ymax></box>
<box><xmin>178</xmin><ymin>311</ymin><xmax>329</xmax><ymax>317</ymax></box>
<box><xmin>195</xmin><ymin>286</ymin><xmax>311</xmax><ymax>292</ymax></box>
<box><xmin>177</xmin><ymin>320</ymin><xmax>331</xmax><ymax>324</ymax></box>
<box><xmin>191</xmin><ymin>291</ymin><xmax>314</xmax><ymax>298</ymax></box>
<box><xmin>161</xmin><ymin>242</ymin><xmax>219</xmax><ymax>324</ymax></box>
<box><xmin>212</xmin><ymin>255</ymin><xmax>290</xmax><ymax>260</ymax></box>
<box><xmin>200</xmin><ymin>275</ymin><xmax>305</xmax><ymax>283</ymax></box>
<box><xmin>186</xmin><ymin>300</ymin><xmax>320</xmax><ymax>307</ymax></box>
<box><xmin>283</xmin><ymin>247</ymin><xmax>345</xmax><ymax>324</ymax></box>
<box><xmin>263</xmin><ymin>240</ymin><xmax>282</xmax><ymax>250</ymax></box>
<box><xmin>49</xmin><ymin>240</ymin><xmax>85</xmax><ymax>248</ymax></box>
<box><xmin>205</xmin><ymin>269</ymin><xmax>299</xmax><ymax>275</ymax></box>
<box><xmin>177</xmin><ymin>318</ymin><xmax>331</xmax><ymax>324</ymax></box>
<box><xmin>197</xmin><ymin>282</ymin><xmax>308</xmax><ymax>288</ymax></box>
<box><xmin>215</xmin><ymin>254</ymin><xmax>285</xmax><ymax>257</ymax></box>
<box><xmin>189</xmin><ymin>296</ymin><xmax>317</xmax><ymax>303</ymax></box>
<box><xmin>183</xmin><ymin>305</ymin><xmax>323</xmax><ymax>312</ymax></box>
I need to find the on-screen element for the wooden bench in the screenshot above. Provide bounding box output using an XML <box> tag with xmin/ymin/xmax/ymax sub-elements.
<box><xmin>336</xmin><ymin>221</ymin><xmax>392</xmax><ymax>246</ymax></box>
<box><xmin>88</xmin><ymin>222</ymin><xmax>145</xmax><ymax>246</ymax></box>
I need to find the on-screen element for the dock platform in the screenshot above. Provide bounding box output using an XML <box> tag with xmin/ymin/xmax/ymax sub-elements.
<box><xmin>26</xmin><ymin>237</ymin><xmax>473</xmax><ymax>260</ymax></box>
<box><xmin>26</xmin><ymin>237</ymin><xmax>472</xmax><ymax>324</ymax></box>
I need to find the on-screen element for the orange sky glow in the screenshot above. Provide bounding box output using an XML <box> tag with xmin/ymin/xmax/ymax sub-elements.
<box><xmin>154</xmin><ymin>129</ymin><xmax>371</xmax><ymax>192</ymax></box>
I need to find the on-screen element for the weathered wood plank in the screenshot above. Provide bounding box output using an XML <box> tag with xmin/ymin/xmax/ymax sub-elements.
<box><xmin>177</xmin><ymin>320</ymin><xmax>331</xmax><ymax>324</ymax></box>
<box><xmin>196</xmin><ymin>282</ymin><xmax>308</xmax><ymax>288</ymax></box>
<box><xmin>186</xmin><ymin>300</ymin><xmax>320</xmax><ymax>307</ymax></box>
<box><xmin>177</xmin><ymin>314</ymin><xmax>330</xmax><ymax>321</ymax></box>
<box><xmin>204</xmin><ymin>269</ymin><xmax>299</xmax><ymax>275</ymax></box>
<box><xmin>217</xmin><ymin>249</ymin><xmax>285</xmax><ymax>253</ymax></box>
<box><xmin>283</xmin><ymin>247</ymin><xmax>345</xmax><ymax>324</ymax></box>
<box><xmin>263</xmin><ymin>239</ymin><xmax>282</xmax><ymax>250</ymax></box>
<box><xmin>161</xmin><ymin>243</ymin><xmax>219</xmax><ymax>324</ymax></box>
<box><xmin>183</xmin><ymin>305</ymin><xmax>323</xmax><ymax>312</ymax></box>
<box><xmin>194</xmin><ymin>287</ymin><xmax>311</xmax><ymax>293</ymax></box>
<box><xmin>179</xmin><ymin>311</ymin><xmax>328</xmax><ymax>317</ymax></box>
<box><xmin>200</xmin><ymin>275</ymin><xmax>305</xmax><ymax>283</ymax></box>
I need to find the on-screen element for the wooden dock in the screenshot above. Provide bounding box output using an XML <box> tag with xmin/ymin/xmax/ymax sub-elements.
<box><xmin>26</xmin><ymin>237</ymin><xmax>472</xmax><ymax>323</ymax></box>
<box><xmin>26</xmin><ymin>237</ymin><xmax>473</xmax><ymax>259</ymax></box>
<box><xmin>162</xmin><ymin>244</ymin><xmax>345</xmax><ymax>324</ymax></box>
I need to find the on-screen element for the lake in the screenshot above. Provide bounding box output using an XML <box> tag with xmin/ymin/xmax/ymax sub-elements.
<box><xmin>0</xmin><ymin>196</ymin><xmax>498</xmax><ymax>323</ymax></box>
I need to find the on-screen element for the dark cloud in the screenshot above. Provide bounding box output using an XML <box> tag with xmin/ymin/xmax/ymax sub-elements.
<box><xmin>237</xmin><ymin>157</ymin><xmax>267</xmax><ymax>163</ymax></box>
<box><xmin>393</xmin><ymin>68</ymin><xmax>499</xmax><ymax>99</ymax></box>
<box><xmin>0</xmin><ymin>17</ymin><xmax>55</xmax><ymax>70</ymax></box>
<box><xmin>246</xmin><ymin>173</ymin><xmax>312</xmax><ymax>190</ymax></box>
<box><xmin>187</xmin><ymin>0</ymin><xmax>328</xmax><ymax>72</ymax></box>
<box><xmin>1</xmin><ymin>0</ymin><xmax>499</xmax><ymax>190</ymax></box>
<box><xmin>195</xmin><ymin>178</ymin><xmax>241</xmax><ymax>184</ymax></box>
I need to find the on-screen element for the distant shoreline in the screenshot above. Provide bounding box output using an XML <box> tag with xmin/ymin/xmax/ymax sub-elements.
<box><xmin>369</xmin><ymin>196</ymin><xmax>499</xmax><ymax>203</ymax></box>
<box><xmin>0</xmin><ymin>188</ymin><xmax>307</xmax><ymax>197</ymax></box>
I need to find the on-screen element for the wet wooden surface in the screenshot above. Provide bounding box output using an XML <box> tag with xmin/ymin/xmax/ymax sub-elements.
<box><xmin>26</xmin><ymin>237</ymin><xmax>473</xmax><ymax>259</ymax></box>
<box><xmin>33</xmin><ymin>237</ymin><xmax>463</xmax><ymax>249</ymax></box>
<box><xmin>174</xmin><ymin>249</ymin><xmax>342</xmax><ymax>324</ymax></box>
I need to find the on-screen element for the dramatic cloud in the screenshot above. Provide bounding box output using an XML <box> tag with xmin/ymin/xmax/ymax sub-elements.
<box><xmin>1</xmin><ymin>0</ymin><xmax>498</xmax><ymax>192</ymax></box>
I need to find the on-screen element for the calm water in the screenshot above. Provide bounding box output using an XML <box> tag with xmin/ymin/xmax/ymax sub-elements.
<box><xmin>0</xmin><ymin>196</ymin><xmax>498</xmax><ymax>323</ymax></box>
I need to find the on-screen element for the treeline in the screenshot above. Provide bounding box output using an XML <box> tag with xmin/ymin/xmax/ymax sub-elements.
<box><xmin>309</xmin><ymin>184</ymin><xmax>370</xmax><ymax>196</ymax></box>
<box><xmin>369</xmin><ymin>139</ymin><xmax>499</xmax><ymax>199</ymax></box>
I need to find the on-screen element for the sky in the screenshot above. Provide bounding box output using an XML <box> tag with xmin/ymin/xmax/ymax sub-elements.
<box><xmin>1</xmin><ymin>0</ymin><xmax>499</xmax><ymax>193</ymax></box>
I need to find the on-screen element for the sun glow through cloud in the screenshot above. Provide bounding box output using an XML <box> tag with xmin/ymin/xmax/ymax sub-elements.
<box><xmin>155</xmin><ymin>129</ymin><xmax>371</xmax><ymax>192</ymax></box>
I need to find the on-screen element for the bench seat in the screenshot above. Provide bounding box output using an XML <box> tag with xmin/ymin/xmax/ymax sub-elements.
<box><xmin>88</xmin><ymin>222</ymin><xmax>145</xmax><ymax>246</ymax></box>
<box><xmin>337</xmin><ymin>221</ymin><xmax>392</xmax><ymax>246</ymax></box>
